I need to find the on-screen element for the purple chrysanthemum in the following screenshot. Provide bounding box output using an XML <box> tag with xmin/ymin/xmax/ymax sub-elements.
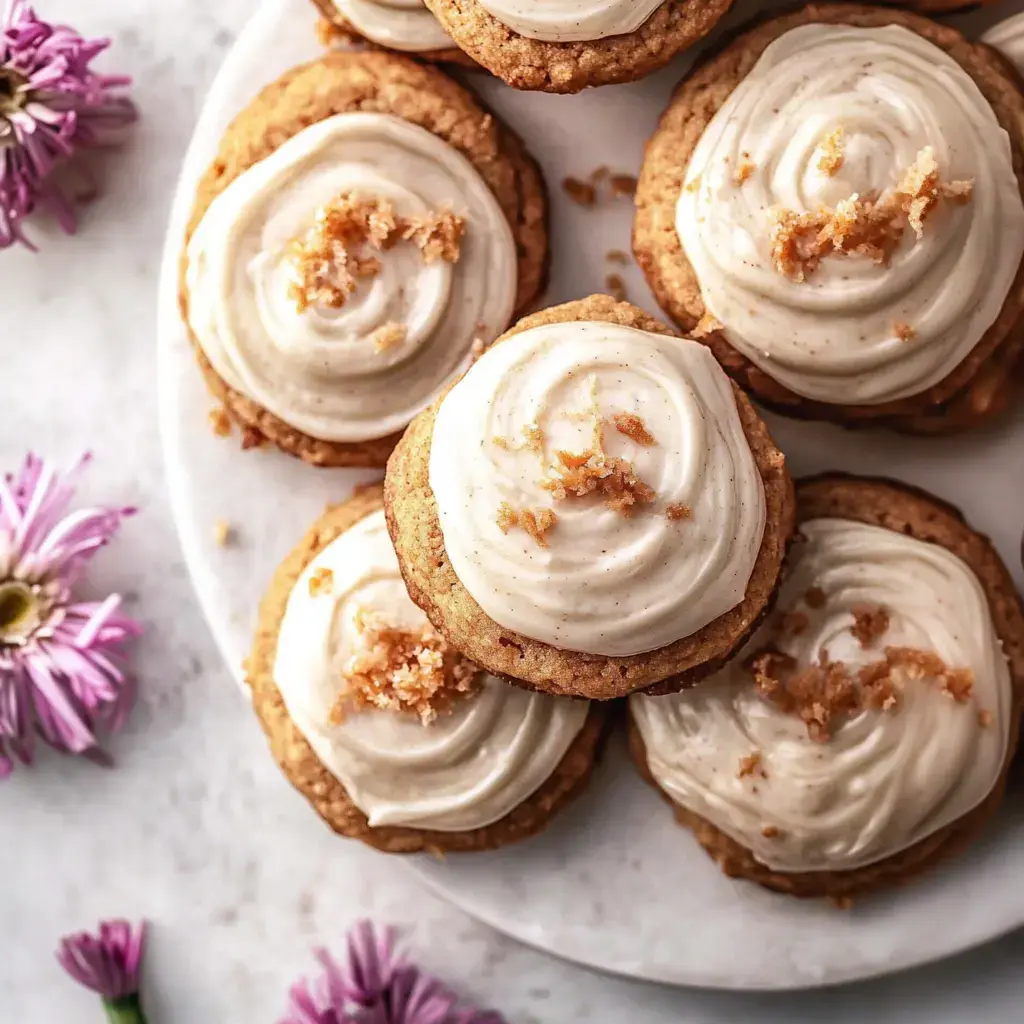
<box><xmin>281</xmin><ymin>922</ymin><xmax>505</xmax><ymax>1024</ymax></box>
<box><xmin>57</xmin><ymin>919</ymin><xmax>149</xmax><ymax>1024</ymax></box>
<box><xmin>0</xmin><ymin>453</ymin><xmax>141</xmax><ymax>776</ymax></box>
<box><xmin>0</xmin><ymin>0</ymin><xmax>135</xmax><ymax>249</ymax></box>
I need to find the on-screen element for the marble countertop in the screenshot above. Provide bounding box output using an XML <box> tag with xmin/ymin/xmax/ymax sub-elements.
<box><xmin>3</xmin><ymin>1</ymin><xmax>1024</xmax><ymax>1020</ymax></box>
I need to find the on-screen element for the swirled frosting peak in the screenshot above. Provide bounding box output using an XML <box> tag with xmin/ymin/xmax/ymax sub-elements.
<box><xmin>331</xmin><ymin>0</ymin><xmax>453</xmax><ymax>52</ymax></box>
<box><xmin>428</xmin><ymin>321</ymin><xmax>767</xmax><ymax>658</ymax></box>
<box><xmin>186</xmin><ymin>113</ymin><xmax>517</xmax><ymax>443</ymax></box>
<box><xmin>630</xmin><ymin>517</ymin><xmax>1013</xmax><ymax>873</ymax></box>
<box><xmin>676</xmin><ymin>24</ymin><xmax>1024</xmax><ymax>405</ymax></box>
<box><xmin>476</xmin><ymin>0</ymin><xmax>664</xmax><ymax>42</ymax></box>
<box><xmin>273</xmin><ymin>508</ymin><xmax>589</xmax><ymax>832</ymax></box>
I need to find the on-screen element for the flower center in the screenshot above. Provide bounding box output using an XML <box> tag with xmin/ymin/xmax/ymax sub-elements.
<box><xmin>0</xmin><ymin>581</ymin><xmax>42</xmax><ymax>645</ymax></box>
<box><xmin>0</xmin><ymin>67</ymin><xmax>27</xmax><ymax>117</ymax></box>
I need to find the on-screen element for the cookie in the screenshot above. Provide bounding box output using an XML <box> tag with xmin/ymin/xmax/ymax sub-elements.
<box><xmin>247</xmin><ymin>484</ymin><xmax>606</xmax><ymax>854</ymax></box>
<box><xmin>630</xmin><ymin>474</ymin><xmax>1024</xmax><ymax>900</ymax></box>
<box><xmin>384</xmin><ymin>295</ymin><xmax>795</xmax><ymax>701</ymax></box>
<box><xmin>422</xmin><ymin>0</ymin><xmax>734</xmax><ymax>93</ymax></box>
<box><xmin>180</xmin><ymin>50</ymin><xmax>548</xmax><ymax>468</ymax></box>
<box><xmin>311</xmin><ymin>0</ymin><xmax>476</xmax><ymax>67</ymax></box>
<box><xmin>634</xmin><ymin>5</ymin><xmax>1024</xmax><ymax>434</ymax></box>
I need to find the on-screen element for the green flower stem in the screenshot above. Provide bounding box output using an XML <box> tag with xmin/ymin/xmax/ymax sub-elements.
<box><xmin>102</xmin><ymin>994</ymin><xmax>147</xmax><ymax>1024</ymax></box>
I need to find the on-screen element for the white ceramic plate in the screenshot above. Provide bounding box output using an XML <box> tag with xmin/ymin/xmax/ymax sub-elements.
<box><xmin>158</xmin><ymin>0</ymin><xmax>1024</xmax><ymax>990</ymax></box>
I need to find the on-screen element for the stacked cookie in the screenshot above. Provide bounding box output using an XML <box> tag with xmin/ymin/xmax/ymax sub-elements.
<box><xmin>180</xmin><ymin>3</ymin><xmax>1024</xmax><ymax>900</ymax></box>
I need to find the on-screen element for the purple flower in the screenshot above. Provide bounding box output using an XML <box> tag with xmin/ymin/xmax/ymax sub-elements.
<box><xmin>0</xmin><ymin>1</ymin><xmax>135</xmax><ymax>249</ymax></box>
<box><xmin>0</xmin><ymin>453</ymin><xmax>141</xmax><ymax>776</ymax></box>
<box><xmin>281</xmin><ymin>922</ymin><xmax>506</xmax><ymax>1024</ymax></box>
<box><xmin>57</xmin><ymin>919</ymin><xmax>146</xmax><ymax>999</ymax></box>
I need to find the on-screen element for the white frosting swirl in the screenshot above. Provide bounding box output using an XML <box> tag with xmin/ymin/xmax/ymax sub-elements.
<box><xmin>631</xmin><ymin>518</ymin><xmax>1013</xmax><ymax>873</ymax></box>
<box><xmin>332</xmin><ymin>0</ymin><xmax>453</xmax><ymax>51</ymax></box>
<box><xmin>428</xmin><ymin>321</ymin><xmax>766</xmax><ymax>658</ymax></box>
<box><xmin>676</xmin><ymin>24</ymin><xmax>1024</xmax><ymax>405</ymax></box>
<box><xmin>186</xmin><ymin>113</ymin><xmax>517</xmax><ymax>443</ymax></box>
<box><xmin>476</xmin><ymin>0</ymin><xmax>664</xmax><ymax>42</ymax></box>
<box><xmin>983</xmin><ymin>14</ymin><xmax>1024</xmax><ymax>73</ymax></box>
<box><xmin>273</xmin><ymin>508</ymin><xmax>589</xmax><ymax>831</ymax></box>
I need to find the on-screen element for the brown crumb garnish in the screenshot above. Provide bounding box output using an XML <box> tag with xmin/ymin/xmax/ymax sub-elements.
<box><xmin>285</xmin><ymin>192</ymin><xmax>463</xmax><ymax>315</ymax></box>
<box><xmin>369</xmin><ymin>321</ymin><xmax>407</xmax><ymax>354</ymax></box>
<box><xmin>893</xmin><ymin>321</ymin><xmax>915</xmax><ymax>343</ymax></box>
<box><xmin>544</xmin><ymin>447</ymin><xmax>656</xmax><ymax>518</ymax></box>
<box><xmin>749</xmin><ymin>643</ymin><xmax>976</xmax><ymax>741</ymax></box>
<box><xmin>213</xmin><ymin>519</ymin><xmax>232</xmax><ymax>547</ymax></box>
<box><xmin>817</xmin><ymin>127</ymin><xmax>845</xmax><ymax>176</ymax></box>
<box><xmin>401</xmin><ymin>209</ymin><xmax>465</xmax><ymax>264</ymax></box>
<box><xmin>611</xmin><ymin>412</ymin><xmax>656</xmax><ymax>446</ymax></box>
<box><xmin>978</xmin><ymin>709</ymin><xmax>994</xmax><ymax>728</ymax></box>
<box><xmin>804</xmin><ymin>587</ymin><xmax>827</xmax><ymax>609</ymax></box>
<box><xmin>850</xmin><ymin>605</ymin><xmax>890</xmax><ymax>647</ymax></box>
<box><xmin>469</xmin><ymin>336</ymin><xmax>486</xmax><ymax>363</ymax></box>
<box><xmin>767</xmin><ymin>147</ymin><xmax>974</xmax><ymax>282</ymax></box>
<box><xmin>563</xmin><ymin>176</ymin><xmax>597</xmax><ymax>206</ymax></box>
<box><xmin>733</xmin><ymin>159</ymin><xmax>756</xmax><ymax>186</ymax></box>
<box><xmin>684</xmin><ymin>174</ymin><xmax>702</xmax><ymax>194</ymax></box>
<box><xmin>780</xmin><ymin>610</ymin><xmax>810</xmax><ymax>637</ymax></box>
<box><xmin>492</xmin><ymin>423</ymin><xmax>545</xmax><ymax>454</ymax></box>
<box><xmin>308</xmin><ymin>567</ymin><xmax>334</xmax><ymax>598</ymax></box>
<box><xmin>240</xmin><ymin>426</ymin><xmax>265</xmax><ymax>450</ymax></box>
<box><xmin>606</xmin><ymin>249</ymin><xmax>630</xmax><ymax>265</ymax></box>
<box><xmin>495</xmin><ymin>503</ymin><xmax>557</xmax><ymax>547</ymax></box>
<box><xmin>830</xmin><ymin>896</ymin><xmax>854</xmax><ymax>911</ymax></box>
<box><xmin>693</xmin><ymin>312</ymin><xmax>725</xmax><ymax>338</ymax></box>
<box><xmin>332</xmin><ymin>609</ymin><xmax>480</xmax><ymax>726</ymax></box>
<box><xmin>609</xmin><ymin>173</ymin><xmax>638</xmax><ymax>199</ymax></box>
<box><xmin>762</xmin><ymin>825</ymin><xmax>780</xmax><ymax>838</ymax></box>
<box><xmin>209</xmin><ymin>406</ymin><xmax>232</xmax><ymax>438</ymax></box>
<box><xmin>590</xmin><ymin>165</ymin><xmax>610</xmax><ymax>183</ymax></box>
<box><xmin>605</xmin><ymin>273</ymin><xmax>628</xmax><ymax>302</ymax></box>
<box><xmin>666</xmin><ymin>503</ymin><xmax>692</xmax><ymax>521</ymax></box>
<box><xmin>737</xmin><ymin>751</ymin><xmax>766</xmax><ymax>779</ymax></box>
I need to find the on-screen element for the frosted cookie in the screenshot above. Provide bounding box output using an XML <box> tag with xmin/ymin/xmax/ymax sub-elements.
<box><xmin>422</xmin><ymin>0</ymin><xmax>734</xmax><ymax>93</ymax></box>
<box><xmin>180</xmin><ymin>52</ymin><xmax>547</xmax><ymax>467</ymax></box>
<box><xmin>634</xmin><ymin>5</ymin><xmax>1024</xmax><ymax>433</ymax></box>
<box><xmin>247</xmin><ymin>485</ymin><xmax>604</xmax><ymax>853</ymax></box>
<box><xmin>312</xmin><ymin>0</ymin><xmax>472</xmax><ymax>66</ymax></box>
<box><xmin>630</xmin><ymin>475</ymin><xmax>1024</xmax><ymax>900</ymax></box>
<box><xmin>384</xmin><ymin>295</ymin><xmax>795</xmax><ymax>700</ymax></box>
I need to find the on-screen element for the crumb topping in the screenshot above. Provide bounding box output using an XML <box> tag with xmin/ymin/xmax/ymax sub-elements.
<box><xmin>804</xmin><ymin>587</ymin><xmax>827</xmax><ymax>609</ymax></box>
<box><xmin>332</xmin><ymin>609</ymin><xmax>480</xmax><ymax>725</ymax></box>
<box><xmin>817</xmin><ymin>128</ymin><xmax>845</xmax><ymax>176</ymax></box>
<box><xmin>495</xmin><ymin>502</ymin><xmax>558</xmax><ymax>548</ymax></box>
<box><xmin>562</xmin><ymin>176</ymin><xmax>597</xmax><ymax>206</ymax></box>
<box><xmin>693</xmin><ymin>312</ymin><xmax>724</xmax><ymax>338</ymax></box>
<box><xmin>606</xmin><ymin>249</ymin><xmax>629</xmax><ymax>265</ymax></box>
<box><xmin>733</xmin><ymin>158</ymin><xmax>756</xmax><ymax>186</ymax></box>
<box><xmin>849</xmin><ymin>605</ymin><xmax>890</xmax><ymax>647</ymax></box>
<box><xmin>767</xmin><ymin>147</ymin><xmax>974</xmax><ymax>282</ymax></box>
<box><xmin>779</xmin><ymin>610</ymin><xmax>810</xmax><ymax>637</ymax></box>
<box><xmin>611</xmin><ymin>412</ymin><xmax>656</xmax><ymax>446</ymax></box>
<box><xmin>605</xmin><ymin>273</ymin><xmax>628</xmax><ymax>302</ymax></box>
<box><xmin>369</xmin><ymin>321</ymin><xmax>407</xmax><ymax>354</ymax></box>
<box><xmin>978</xmin><ymin>708</ymin><xmax>994</xmax><ymax>728</ymax></box>
<box><xmin>308</xmin><ymin>567</ymin><xmax>334</xmax><ymax>597</ymax></box>
<box><xmin>240</xmin><ymin>426</ymin><xmax>265</xmax><ymax>450</ymax></box>
<box><xmin>469</xmin><ymin>336</ymin><xmax>486</xmax><ymax>363</ymax></box>
<box><xmin>213</xmin><ymin>519</ymin><xmax>232</xmax><ymax>547</ymax></box>
<box><xmin>893</xmin><ymin>321</ymin><xmax>915</xmax><ymax>343</ymax></box>
<box><xmin>610</xmin><ymin>173</ymin><xmax>638</xmax><ymax>198</ymax></box>
<box><xmin>685</xmin><ymin>174</ymin><xmax>702</xmax><ymax>194</ymax></box>
<box><xmin>492</xmin><ymin>423</ymin><xmax>545</xmax><ymax>455</ymax></box>
<box><xmin>737</xmin><ymin>750</ymin><xmax>766</xmax><ymax>779</ymax></box>
<box><xmin>666</xmin><ymin>503</ymin><xmax>692</xmax><ymax>521</ymax></box>
<box><xmin>762</xmin><ymin>825</ymin><xmax>780</xmax><ymax>838</ymax></box>
<box><xmin>285</xmin><ymin>192</ymin><xmax>465</xmax><ymax>321</ymax></box>
<box><xmin>209</xmin><ymin>407</ymin><xmax>232</xmax><ymax>438</ymax></box>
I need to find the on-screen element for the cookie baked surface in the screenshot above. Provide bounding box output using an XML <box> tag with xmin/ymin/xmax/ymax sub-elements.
<box><xmin>422</xmin><ymin>0</ymin><xmax>734</xmax><ymax>93</ymax></box>
<box><xmin>629</xmin><ymin>474</ymin><xmax>1024</xmax><ymax>899</ymax></box>
<box><xmin>385</xmin><ymin>294</ymin><xmax>795</xmax><ymax>701</ymax></box>
<box><xmin>247</xmin><ymin>484</ymin><xmax>605</xmax><ymax>854</ymax></box>
<box><xmin>180</xmin><ymin>50</ymin><xmax>547</xmax><ymax>468</ymax></box>
<box><xmin>633</xmin><ymin>4</ymin><xmax>1024</xmax><ymax>433</ymax></box>
<box><xmin>311</xmin><ymin>0</ymin><xmax>475</xmax><ymax>66</ymax></box>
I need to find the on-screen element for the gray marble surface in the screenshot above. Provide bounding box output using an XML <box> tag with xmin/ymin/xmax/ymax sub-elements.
<box><xmin>3</xmin><ymin>1</ymin><xmax>1024</xmax><ymax>1020</ymax></box>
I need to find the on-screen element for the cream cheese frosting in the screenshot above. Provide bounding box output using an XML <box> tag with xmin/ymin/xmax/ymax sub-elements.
<box><xmin>186</xmin><ymin>112</ymin><xmax>517</xmax><ymax>443</ymax></box>
<box><xmin>475</xmin><ymin>0</ymin><xmax>664</xmax><ymax>42</ymax></box>
<box><xmin>428</xmin><ymin>321</ymin><xmax>767</xmax><ymax>658</ymax></box>
<box><xmin>273</xmin><ymin>508</ymin><xmax>589</xmax><ymax>832</ymax></box>
<box><xmin>983</xmin><ymin>14</ymin><xmax>1024</xmax><ymax>72</ymax></box>
<box><xmin>332</xmin><ymin>0</ymin><xmax>453</xmax><ymax>52</ymax></box>
<box><xmin>676</xmin><ymin>24</ymin><xmax>1024</xmax><ymax>406</ymax></box>
<box><xmin>630</xmin><ymin>517</ymin><xmax>1013</xmax><ymax>873</ymax></box>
